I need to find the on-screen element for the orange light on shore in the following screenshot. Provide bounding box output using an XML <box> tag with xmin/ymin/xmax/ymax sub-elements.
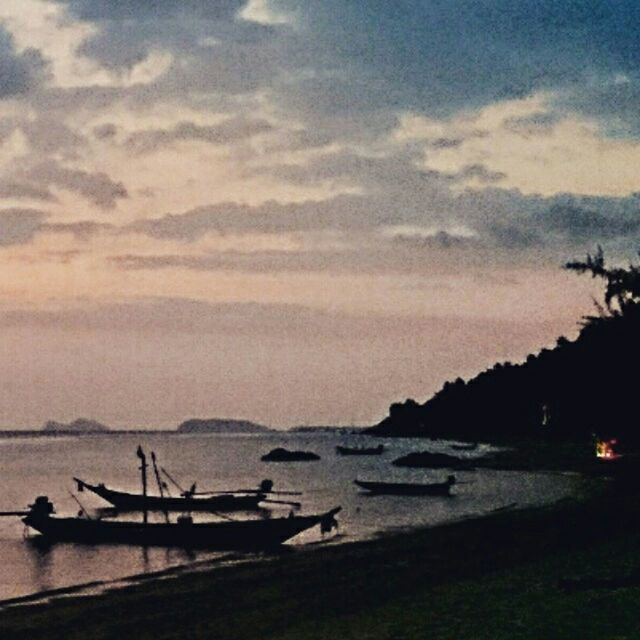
<box><xmin>596</xmin><ymin>438</ymin><xmax>619</xmax><ymax>460</ymax></box>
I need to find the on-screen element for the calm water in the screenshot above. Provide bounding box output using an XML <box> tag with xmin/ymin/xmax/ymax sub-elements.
<box><xmin>0</xmin><ymin>432</ymin><xmax>578</xmax><ymax>603</ymax></box>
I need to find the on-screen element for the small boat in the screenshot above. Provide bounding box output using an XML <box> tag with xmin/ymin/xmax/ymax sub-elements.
<box><xmin>450</xmin><ymin>442</ymin><xmax>478</xmax><ymax>451</ymax></box>
<box><xmin>2</xmin><ymin>497</ymin><xmax>341</xmax><ymax>550</ymax></box>
<box><xmin>336</xmin><ymin>444</ymin><xmax>385</xmax><ymax>456</ymax></box>
<box><xmin>354</xmin><ymin>475</ymin><xmax>456</xmax><ymax>496</ymax></box>
<box><xmin>73</xmin><ymin>478</ymin><xmax>266</xmax><ymax>512</ymax></box>
<box><xmin>73</xmin><ymin>447</ymin><xmax>302</xmax><ymax>513</ymax></box>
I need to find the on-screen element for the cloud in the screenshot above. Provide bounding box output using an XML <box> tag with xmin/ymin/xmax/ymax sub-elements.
<box><xmin>240</xmin><ymin>0</ymin><xmax>292</xmax><ymax>25</ymax></box>
<box><xmin>261</xmin><ymin>128</ymin><xmax>341</xmax><ymax>152</ymax></box>
<box><xmin>0</xmin><ymin>295</ymin><xmax>561</xmax><ymax>349</ymax></box>
<box><xmin>54</xmin><ymin>1</ymin><xmax>248</xmax><ymax>22</ymax></box>
<box><xmin>41</xmin><ymin>220</ymin><xmax>116</xmax><ymax>241</ymax></box>
<box><xmin>0</xmin><ymin>296</ymin><xmax>394</xmax><ymax>339</ymax></box>
<box><xmin>0</xmin><ymin>179</ymin><xmax>56</xmax><ymax>202</ymax></box>
<box><xmin>26</xmin><ymin>161</ymin><xmax>128</xmax><ymax>210</ymax></box>
<box><xmin>117</xmin><ymin>135</ymin><xmax>640</xmax><ymax>267</ymax></box>
<box><xmin>125</xmin><ymin>117</ymin><xmax>273</xmax><ymax>154</ymax></box>
<box><xmin>0</xmin><ymin>27</ymin><xmax>48</xmax><ymax>97</ymax></box>
<box><xmin>390</xmin><ymin>230</ymin><xmax>480</xmax><ymax>251</ymax></box>
<box><xmin>49</xmin><ymin>0</ymin><xmax>271</xmax><ymax>93</ymax></box>
<box><xmin>126</xmin><ymin>194</ymin><xmax>376</xmax><ymax>240</ymax></box>
<box><xmin>17</xmin><ymin>0</ymin><xmax>631</xmax><ymax>196</ymax></box>
<box><xmin>0</xmin><ymin>1</ymin><xmax>637</xmax><ymax>272</ymax></box>
<box><xmin>556</xmin><ymin>74</ymin><xmax>640</xmax><ymax>138</ymax></box>
<box><xmin>92</xmin><ymin>123</ymin><xmax>117</xmax><ymax>139</ymax></box>
<box><xmin>303</xmin><ymin>2</ymin><xmax>637</xmax><ymax>114</ymax></box>
<box><xmin>108</xmin><ymin>248</ymin><xmax>463</xmax><ymax>276</ymax></box>
<box><xmin>534</xmin><ymin>202</ymin><xmax>640</xmax><ymax>240</ymax></box>
<box><xmin>8</xmin><ymin>248</ymin><xmax>83</xmax><ymax>265</ymax></box>
<box><xmin>398</xmin><ymin>98</ymin><xmax>640</xmax><ymax>197</ymax></box>
<box><xmin>0</xmin><ymin>208</ymin><xmax>48</xmax><ymax>246</ymax></box>
<box><xmin>455</xmin><ymin>164</ymin><xmax>506</xmax><ymax>184</ymax></box>
<box><xmin>25</xmin><ymin>0</ymin><xmax>635</xmax><ymax>145</ymax></box>
<box><xmin>0</xmin><ymin>209</ymin><xmax>114</xmax><ymax>249</ymax></box>
<box><xmin>8</xmin><ymin>118</ymin><xmax>87</xmax><ymax>156</ymax></box>
<box><xmin>430</xmin><ymin>137</ymin><xmax>464</xmax><ymax>150</ymax></box>
<box><xmin>503</xmin><ymin>111</ymin><xmax>563</xmax><ymax>137</ymax></box>
<box><xmin>484</xmin><ymin>224</ymin><xmax>545</xmax><ymax>250</ymax></box>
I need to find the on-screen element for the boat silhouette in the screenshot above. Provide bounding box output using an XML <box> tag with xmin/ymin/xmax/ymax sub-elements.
<box><xmin>336</xmin><ymin>444</ymin><xmax>384</xmax><ymax>456</ymax></box>
<box><xmin>3</xmin><ymin>496</ymin><xmax>341</xmax><ymax>550</ymax></box>
<box><xmin>354</xmin><ymin>475</ymin><xmax>456</xmax><ymax>496</ymax></box>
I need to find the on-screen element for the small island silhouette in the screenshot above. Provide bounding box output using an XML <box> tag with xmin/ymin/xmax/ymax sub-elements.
<box><xmin>42</xmin><ymin>418</ymin><xmax>111</xmax><ymax>434</ymax></box>
<box><xmin>176</xmin><ymin>418</ymin><xmax>272</xmax><ymax>434</ymax></box>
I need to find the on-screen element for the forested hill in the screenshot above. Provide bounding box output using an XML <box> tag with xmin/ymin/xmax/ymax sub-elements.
<box><xmin>369</xmin><ymin>250</ymin><xmax>640</xmax><ymax>446</ymax></box>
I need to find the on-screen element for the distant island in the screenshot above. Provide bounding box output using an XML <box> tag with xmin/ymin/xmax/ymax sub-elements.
<box><xmin>369</xmin><ymin>248</ymin><xmax>640</xmax><ymax>449</ymax></box>
<box><xmin>176</xmin><ymin>418</ymin><xmax>272</xmax><ymax>434</ymax></box>
<box><xmin>42</xmin><ymin>418</ymin><xmax>111</xmax><ymax>434</ymax></box>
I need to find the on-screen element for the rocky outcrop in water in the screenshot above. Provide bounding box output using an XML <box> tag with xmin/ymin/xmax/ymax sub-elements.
<box><xmin>261</xmin><ymin>448</ymin><xmax>320</xmax><ymax>462</ymax></box>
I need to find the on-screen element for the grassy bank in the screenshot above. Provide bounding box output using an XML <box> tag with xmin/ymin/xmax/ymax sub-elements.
<box><xmin>2</xmin><ymin>474</ymin><xmax>640</xmax><ymax>640</ymax></box>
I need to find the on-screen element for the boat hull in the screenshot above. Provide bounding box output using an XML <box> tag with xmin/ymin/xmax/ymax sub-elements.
<box><xmin>23</xmin><ymin>509</ymin><xmax>340</xmax><ymax>549</ymax></box>
<box><xmin>76</xmin><ymin>480</ymin><xmax>263</xmax><ymax>512</ymax></box>
<box><xmin>336</xmin><ymin>445</ymin><xmax>384</xmax><ymax>456</ymax></box>
<box><xmin>354</xmin><ymin>479</ymin><xmax>452</xmax><ymax>496</ymax></box>
<box><xmin>451</xmin><ymin>443</ymin><xmax>478</xmax><ymax>451</ymax></box>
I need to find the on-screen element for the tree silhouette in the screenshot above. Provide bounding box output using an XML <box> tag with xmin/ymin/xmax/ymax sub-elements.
<box><xmin>372</xmin><ymin>247</ymin><xmax>640</xmax><ymax>447</ymax></box>
<box><xmin>565</xmin><ymin>246</ymin><xmax>640</xmax><ymax>317</ymax></box>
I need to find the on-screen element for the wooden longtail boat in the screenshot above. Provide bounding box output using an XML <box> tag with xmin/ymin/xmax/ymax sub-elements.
<box><xmin>72</xmin><ymin>447</ymin><xmax>302</xmax><ymax>513</ymax></box>
<box><xmin>354</xmin><ymin>475</ymin><xmax>456</xmax><ymax>496</ymax></box>
<box><xmin>335</xmin><ymin>444</ymin><xmax>385</xmax><ymax>456</ymax></box>
<box><xmin>3</xmin><ymin>497</ymin><xmax>341</xmax><ymax>550</ymax></box>
<box><xmin>73</xmin><ymin>478</ymin><xmax>265</xmax><ymax>512</ymax></box>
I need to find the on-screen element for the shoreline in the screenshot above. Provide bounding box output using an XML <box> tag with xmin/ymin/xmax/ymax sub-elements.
<box><xmin>0</xmin><ymin>503</ymin><xmax>519</xmax><ymax>611</ymax></box>
<box><xmin>0</xmin><ymin>549</ymin><xmax>251</xmax><ymax>610</ymax></box>
<box><xmin>1</xmin><ymin>445</ymin><xmax>637</xmax><ymax>639</ymax></box>
<box><xmin>4</xmin><ymin>474</ymin><xmax>639</xmax><ymax>639</ymax></box>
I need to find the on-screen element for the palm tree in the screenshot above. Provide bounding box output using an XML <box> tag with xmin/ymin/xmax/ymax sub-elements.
<box><xmin>565</xmin><ymin>246</ymin><xmax>640</xmax><ymax>319</ymax></box>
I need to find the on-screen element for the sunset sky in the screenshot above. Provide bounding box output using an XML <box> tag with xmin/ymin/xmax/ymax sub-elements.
<box><xmin>0</xmin><ymin>1</ymin><xmax>637</xmax><ymax>428</ymax></box>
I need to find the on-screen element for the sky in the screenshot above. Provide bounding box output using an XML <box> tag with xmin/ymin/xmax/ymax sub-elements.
<box><xmin>0</xmin><ymin>0</ymin><xmax>637</xmax><ymax>428</ymax></box>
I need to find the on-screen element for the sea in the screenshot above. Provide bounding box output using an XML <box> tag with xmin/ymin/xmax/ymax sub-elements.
<box><xmin>0</xmin><ymin>431</ymin><xmax>579</xmax><ymax>604</ymax></box>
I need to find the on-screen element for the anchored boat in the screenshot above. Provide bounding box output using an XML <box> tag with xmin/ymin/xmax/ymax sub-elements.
<box><xmin>2</xmin><ymin>496</ymin><xmax>341</xmax><ymax>550</ymax></box>
<box><xmin>335</xmin><ymin>444</ymin><xmax>385</xmax><ymax>456</ymax></box>
<box><xmin>74</xmin><ymin>447</ymin><xmax>302</xmax><ymax>513</ymax></box>
<box><xmin>450</xmin><ymin>442</ymin><xmax>479</xmax><ymax>451</ymax></box>
<box><xmin>73</xmin><ymin>479</ymin><xmax>267</xmax><ymax>512</ymax></box>
<box><xmin>354</xmin><ymin>475</ymin><xmax>456</xmax><ymax>496</ymax></box>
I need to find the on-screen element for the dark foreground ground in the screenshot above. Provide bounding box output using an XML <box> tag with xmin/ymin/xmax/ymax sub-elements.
<box><xmin>1</xmin><ymin>465</ymin><xmax>640</xmax><ymax>640</ymax></box>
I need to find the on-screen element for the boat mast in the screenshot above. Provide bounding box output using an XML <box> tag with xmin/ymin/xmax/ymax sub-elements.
<box><xmin>151</xmin><ymin>451</ymin><xmax>170</xmax><ymax>523</ymax></box>
<box><xmin>137</xmin><ymin>445</ymin><xmax>148</xmax><ymax>524</ymax></box>
<box><xmin>151</xmin><ymin>452</ymin><xmax>164</xmax><ymax>498</ymax></box>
